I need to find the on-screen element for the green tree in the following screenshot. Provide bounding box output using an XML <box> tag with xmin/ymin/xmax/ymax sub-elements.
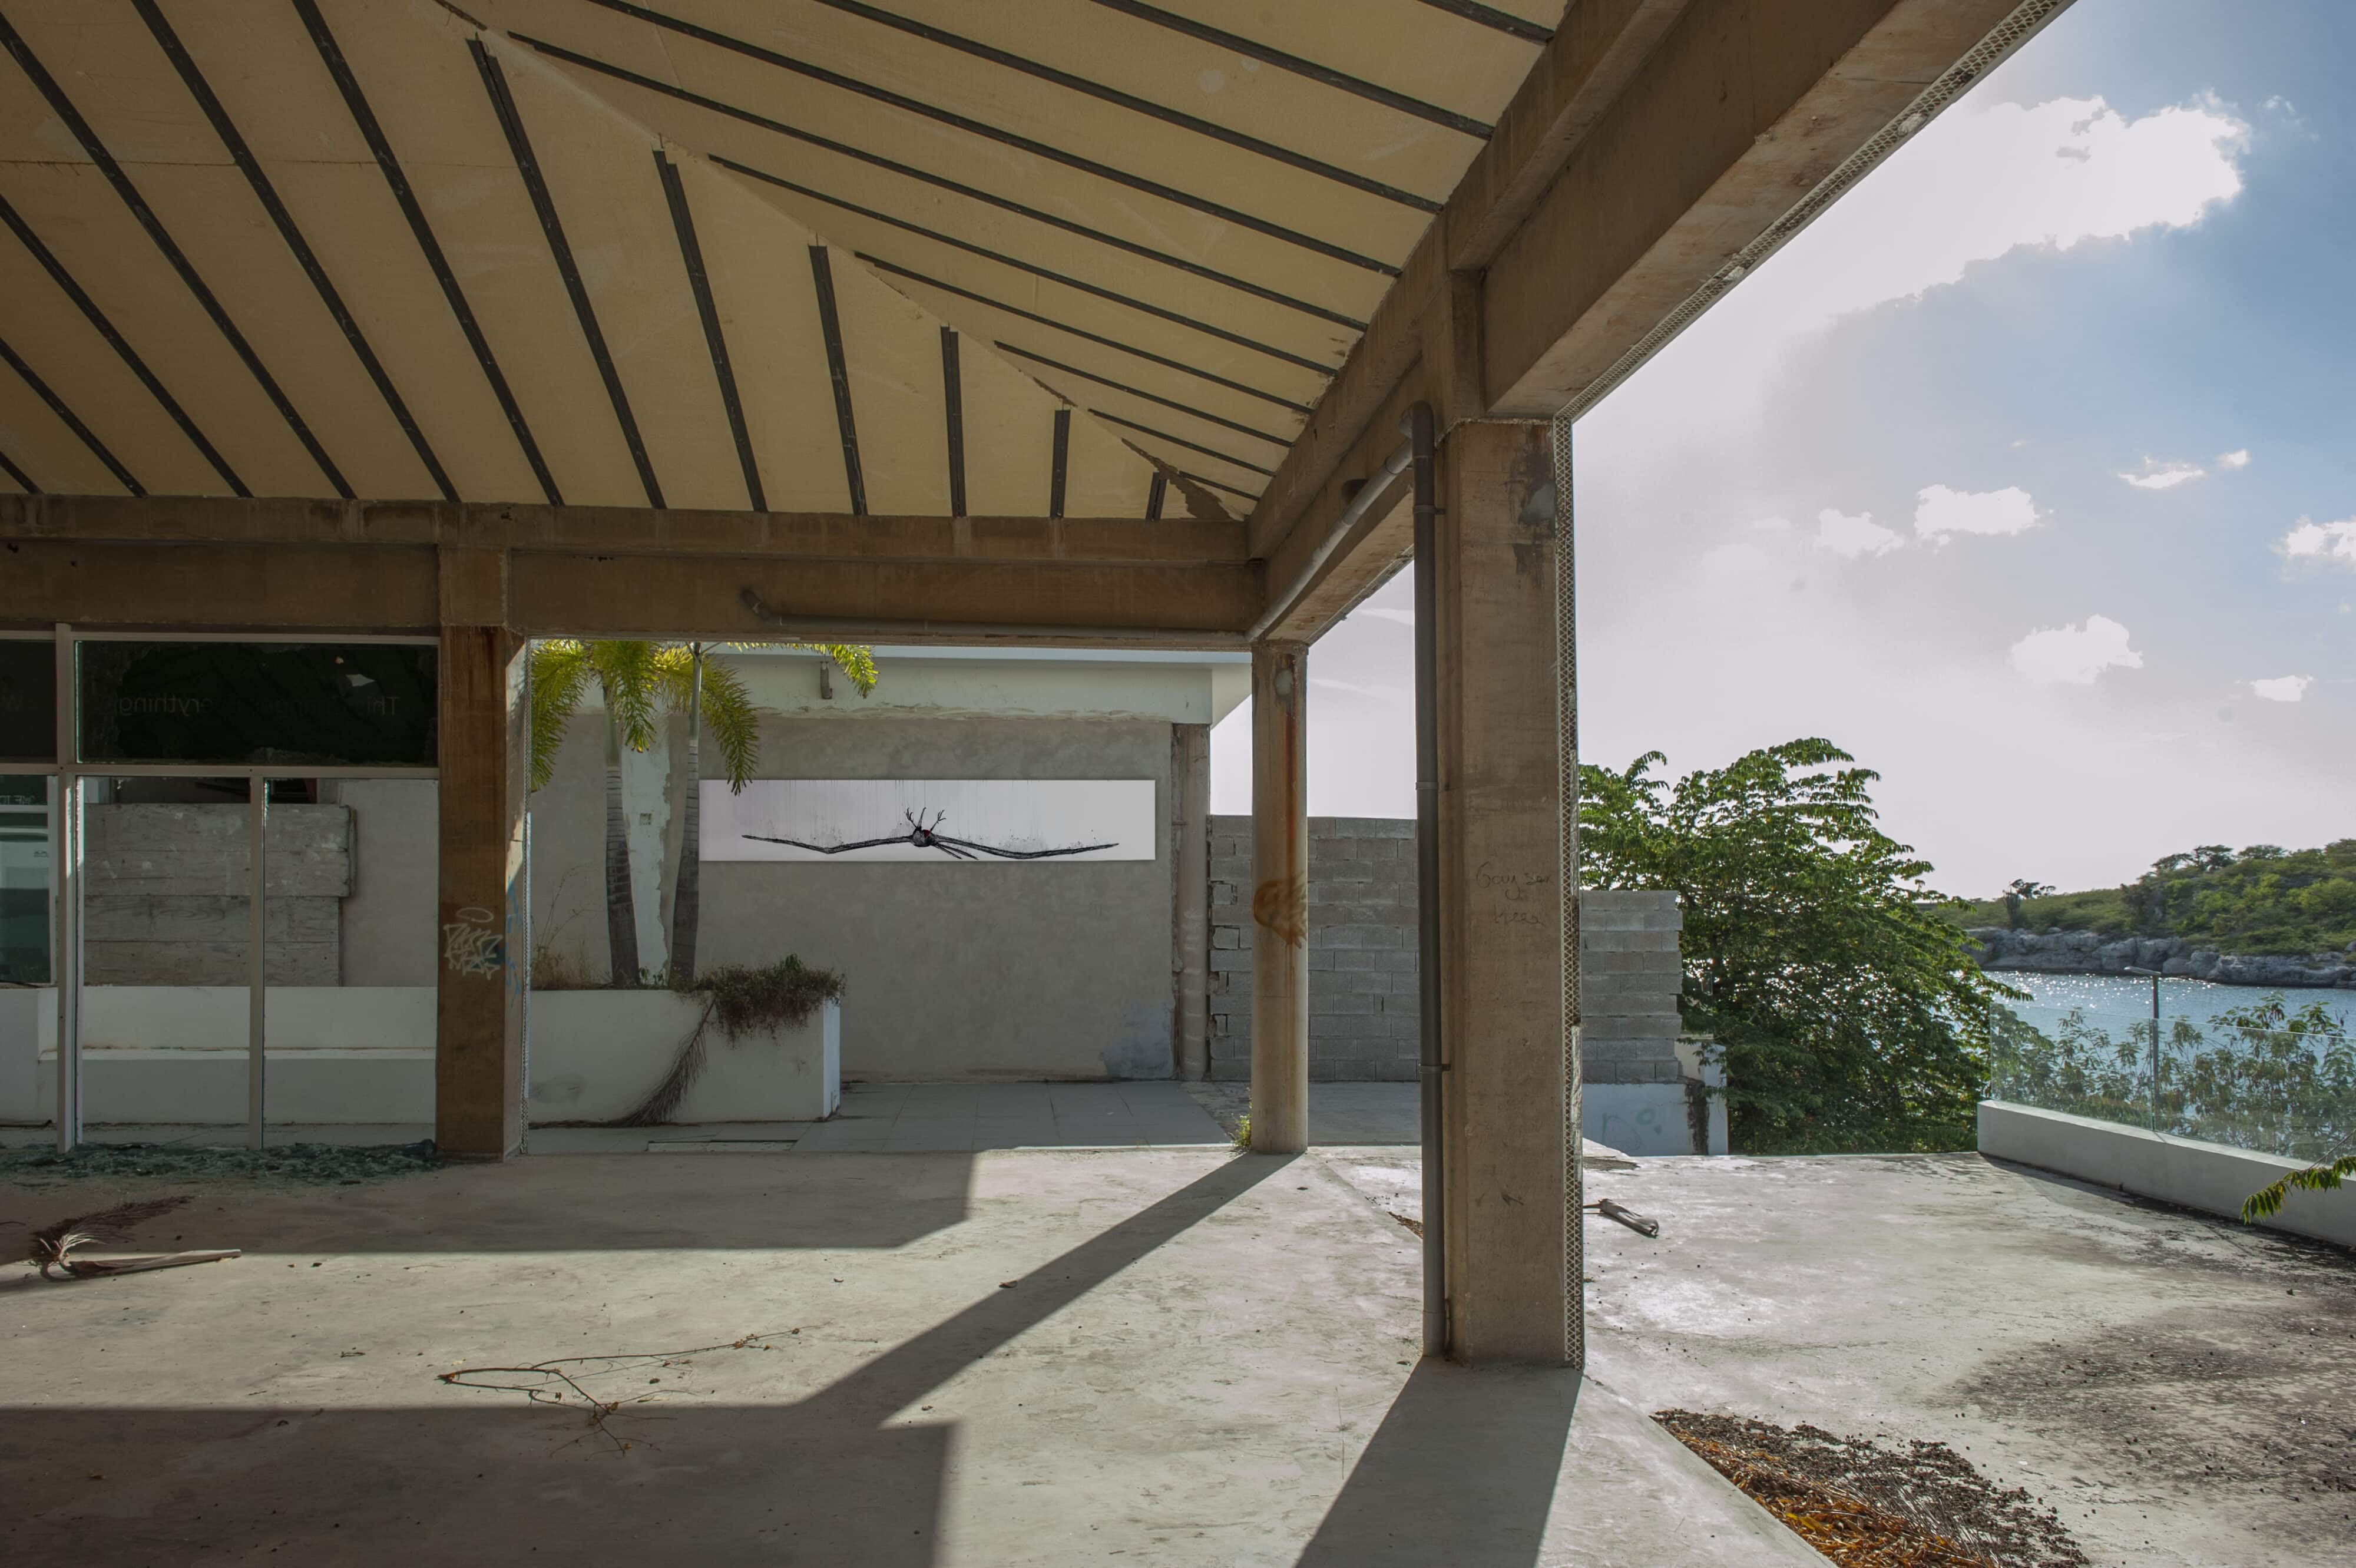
<box><xmin>2003</xmin><ymin>878</ymin><xmax>2052</xmax><ymax>929</ymax></box>
<box><xmin>1580</xmin><ymin>739</ymin><xmax>2010</xmax><ymax>1153</ymax></box>
<box><xmin>528</xmin><ymin>640</ymin><xmax>876</xmax><ymax>985</ymax></box>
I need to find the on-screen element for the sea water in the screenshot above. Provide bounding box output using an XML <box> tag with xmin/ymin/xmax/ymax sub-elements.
<box><xmin>1996</xmin><ymin>971</ymin><xmax>2353</xmax><ymax>1040</ymax></box>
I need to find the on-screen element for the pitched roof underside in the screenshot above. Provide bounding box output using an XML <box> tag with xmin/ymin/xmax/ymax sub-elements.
<box><xmin>0</xmin><ymin>0</ymin><xmax>1563</xmax><ymax>520</ymax></box>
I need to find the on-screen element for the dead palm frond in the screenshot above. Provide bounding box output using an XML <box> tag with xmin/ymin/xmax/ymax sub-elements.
<box><xmin>14</xmin><ymin>1195</ymin><xmax>196</xmax><ymax>1277</ymax></box>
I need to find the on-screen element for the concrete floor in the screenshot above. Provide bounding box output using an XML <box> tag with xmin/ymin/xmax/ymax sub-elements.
<box><xmin>1571</xmin><ymin>1153</ymin><xmax>2355</xmax><ymax>1568</ymax></box>
<box><xmin>4</xmin><ymin>1142</ymin><xmax>1818</xmax><ymax>1566</ymax></box>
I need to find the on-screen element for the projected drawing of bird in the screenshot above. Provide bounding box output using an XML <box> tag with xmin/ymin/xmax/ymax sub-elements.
<box><xmin>746</xmin><ymin>806</ymin><xmax>1115</xmax><ymax>861</ymax></box>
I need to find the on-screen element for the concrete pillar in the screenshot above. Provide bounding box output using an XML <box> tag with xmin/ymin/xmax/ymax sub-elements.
<box><xmin>1248</xmin><ymin>640</ymin><xmax>1308</xmax><ymax>1153</ymax></box>
<box><xmin>436</xmin><ymin>547</ymin><xmax>528</xmax><ymax>1159</ymax></box>
<box><xmin>1172</xmin><ymin>721</ymin><xmax>1210</xmax><ymax>1080</ymax></box>
<box><xmin>1434</xmin><ymin>419</ymin><xmax>1577</xmax><ymax>1363</ymax></box>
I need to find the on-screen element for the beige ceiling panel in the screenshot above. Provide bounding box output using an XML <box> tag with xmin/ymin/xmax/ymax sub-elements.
<box><xmin>1060</xmin><ymin>407</ymin><xmax>1155</xmax><ymax>520</ymax></box>
<box><xmin>0</xmin><ymin>162</ymin><xmax>327</xmax><ymax>496</ymax></box>
<box><xmin>516</xmin><ymin>28</ymin><xmax>1393</xmax><ymax>325</ymax></box>
<box><xmin>1171</xmin><ymin>0</ymin><xmax>1561</xmax><ymax>126</ymax></box>
<box><xmin>721</xmin><ymin>159</ymin><xmax>1359</xmax><ymax>375</ymax></box>
<box><xmin>494</xmin><ymin>40</ymin><xmax>748</xmax><ymax>511</ymax></box>
<box><xmin>124</xmin><ymin>163</ymin><xmax>437</xmax><ymax>499</ymax></box>
<box><xmin>1107</xmin><ymin>421</ymin><xmax>1265</xmax><ymax>510</ymax></box>
<box><xmin>953</xmin><ymin>343</ymin><xmax>1052</xmax><ymax>518</ymax></box>
<box><xmin>611</xmin><ymin>0</ymin><xmax>1433</xmax><ymax>252</ymax></box>
<box><xmin>859</xmin><ymin>265</ymin><xmax>1309</xmax><ymax>458</ymax></box>
<box><xmin>340</xmin><ymin>13</ymin><xmax>648</xmax><ymax>508</ymax></box>
<box><xmin>820</xmin><ymin>241</ymin><xmax>955</xmax><ymax>517</ymax></box>
<box><xmin>0</xmin><ymin>238</ymin><xmax>222</xmax><ymax>495</ymax></box>
<box><xmin>827</xmin><ymin>0</ymin><xmax>1481</xmax><ymax>201</ymax></box>
<box><xmin>1012</xmin><ymin>360</ymin><xmax>1285</xmax><ymax>492</ymax></box>
<box><xmin>0</xmin><ymin>365</ymin><xmax>130</xmax><ymax>497</ymax></box>
<box><xmin>0</xmin><ymin>4</ymin><xmax>230</xmax><ymax>167</ymax></box>
<box><xmin>685</xmin><ymin>161</ymin><xmax>855</xmax><ymax>513</ymax></box>
<box><xmin>727</xmin><ymin>181</ymin><xmax>1334</xmax><ymax>421</ymax></box>
<box><xmin>160</xmin><ymin>0</ymin><xmax>376</xmax><ymax>164</ymax></box>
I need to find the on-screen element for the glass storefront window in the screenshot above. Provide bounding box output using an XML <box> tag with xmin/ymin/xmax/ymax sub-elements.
<box><xmin>78</xmin><ymin>641</ymin><xmax>436</xmax><ymax>768</ymax></box>
<box><xmin>0</xmin><ymin>779</ymin><xmax>50</xmax><ymax>984</ymax></box>
<box><xmin>0</xmin><ymin>640</ymin><xmax>55</xmax><ymax>762</ymax></box>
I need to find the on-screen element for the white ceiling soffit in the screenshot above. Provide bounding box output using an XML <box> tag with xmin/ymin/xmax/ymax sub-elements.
<box><xmin>0</xmin><ymin>0</ymin><xmax>1564</xmax><ymax>517</ymax></box>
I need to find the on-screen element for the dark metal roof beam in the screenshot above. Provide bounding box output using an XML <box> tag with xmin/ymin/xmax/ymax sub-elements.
<box><xmin>1088</xmin><ymin>409</ymin><xmax>1275</xmax><ymax>477</ymax></box>
<box><xmin>1049</xmin><ymin>408</ymin><xmax>1070</xmax><ymax>520</ymax></box>
<box><xmin>1080</xmin><ymin>0</ymin><xmax>1494</xmax><ymax>138</ymax></box>
<box><xmin>855</xmin><ymin>254</ymin><xmax>1312</xmax><ymax>416</ymax></box>
<box><xmin>808</xmin><ymin>247</ymin><xmax>868</xmax><ymax>517</ymax></box>
<box><xmin>0</xmin><ymin>441</ymin><xmax>35</xmax><ymax>494</ymax></box>
<box><xmin>712</xmin><ymin>154</ymin><xmax>1358</xmax><ymax>359</ymax></box>
<box><xmin>656</xmin><ymin>153</ymin><xmax>765</xmax><ymax>511</ymax></box>
<box><xmin>471</xmin><ymin>40</ymin><xmax>664</xmax><ymax>508</ymax></box>
<box><xmin>994</xmin><ymin>342</ymin><xmax>1290</xmax><ymax>447</ymax></box>
<box><xmin>1413</xmin><ymin>0</ymin><xmax>1556</xmax><ymax>44</ymax></box>
<box><xmin>1145</xmin><ymin>470</ymin><xmax>1167</xmax><ymax>521</ymax></box>
<box><xmin>133</xmin><ymin>0</ymin><xmax>455</xmax><ymax>501</ymax></box>
<box><xmin>939</xmin><ymin>328</ymin><xmax>967</xmax><ymax>518</ymax></box>
<box><xmin>0</xmin><ymin>194</ymin><xmax>247</xmax><ymax>496</ymax></box>
<box><xmin>294</xmin><ymin>0</ymin><xmax>561</xmax><ymax>505</ymax></box>
<box><xmin>806</xmin><ymin>0</ymin><xmax>1442</xmax><ymax>211</ymax></box>
<box><xmin>0</xmin><ymin>14</ymin><xmax>350</xmax><ymax>497</ymax></box>
<box><xmin>0</xmin><ymin>333</ymin><xmax>141</xmax><ymax>495</ymax></box>
<box><xmin>540</xmin><ymin>10</ymin><xmax>1399</xmax><ymax>274</ymax></box>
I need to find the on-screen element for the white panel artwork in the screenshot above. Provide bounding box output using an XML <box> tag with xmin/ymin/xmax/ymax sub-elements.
<box><xmin>702</xmin><ymin>780</ymin><xmax>1156</xmax><ymax>863</ymax></box>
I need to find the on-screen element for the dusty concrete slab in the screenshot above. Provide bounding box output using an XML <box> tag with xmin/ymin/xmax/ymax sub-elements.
<box><xmin>1579</xmin><ymin>1152</ymin><xmax>2356</xmax><ymax>1568</ymax></box>
<box><xmin>3</xmin><ymin>1146</ymin><xmax>1818</xmax><ymax>1566</ymax></box>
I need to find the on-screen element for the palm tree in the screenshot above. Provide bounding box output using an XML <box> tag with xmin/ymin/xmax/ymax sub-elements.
<box><xmin>529</xmin><ymin>640</ymin><xmax>876</xmax><ymax>985</ymax></box>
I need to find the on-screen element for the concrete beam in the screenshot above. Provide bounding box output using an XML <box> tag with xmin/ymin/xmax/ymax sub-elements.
<box><xmin>435</xmin><ymin>617</ymin><xmax>528</xmax><ymax>1160</ymax></box>
<box><xmin>1246</xmin><ymin>0</ymin><xmax>2050</xmax><ymax>641</ymax></box>
<box><xmin>0</xmin><ymin>495</ymin><xmax>1259</xmax><ymax>643</ymax></box>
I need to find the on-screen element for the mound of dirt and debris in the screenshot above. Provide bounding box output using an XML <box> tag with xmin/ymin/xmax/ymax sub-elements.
<box><xmin>0</xmin><ymin>1139</ymin><xmax>440</xmax><ymax>1188</ymax></box>
<box><xmin>1656</xmin><ymin>1410</ymin><xmax>2089</xmax><ymax>1568</ymax></box>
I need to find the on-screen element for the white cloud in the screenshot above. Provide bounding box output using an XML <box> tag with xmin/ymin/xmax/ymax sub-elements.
<box><xmin>1750</xmin><ymin>515</ymin><xmax>1793</xmax><ymax>535</ymax></box>
<box><xmin>2118</xmin><ymin>459</ymin><xmax>2205</xmax><ymax>490</ymax></box>
<box><xmin>2217</xmin><ymin>448</ymin><xmax>2251</xmax><ymax>469</ymax></box>
<box><xmin>1915</xmin><ymin>485</ymin><xmax>2040</xmax><ymax>541</ymax></box>
<box><xmin>1734</xmin><ymin>96</ymin><xmax>2248</xmax><ymax>340</ymax></box>
<box><xmin>2279</xmin><ymin>517</ymin><xmax>2356</xmax><ymax>569</ymax></box>
<box><xmin>1814</xmin><ymin>508</ymin><xmax>1902</xmax><ymax>558</ymax></box>
<box><xmin>1352</xmin><ymin>606</ymin><xmax>1414</xmax><ymax>627</ymax></box>
<box><xmin>2010</xmin><ymin>616</ymin><xmax>2144</xmax><ymax>685</ymax></box>
<box><xmin>2250</xmin><ymin>675</ymin><xmax>2311</xmax><ymax>703</ymax></box>
<box><xmin>1309</xmin><ymin>676</ymin><xmax>1408</xmax><ymax>700</ymax></box>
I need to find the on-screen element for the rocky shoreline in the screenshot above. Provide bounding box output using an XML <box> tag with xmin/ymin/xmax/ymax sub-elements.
<box><xmin>1967</xmin><ymin>928</ymin><xmax>2356</xmax><ymax>990</ymax></box>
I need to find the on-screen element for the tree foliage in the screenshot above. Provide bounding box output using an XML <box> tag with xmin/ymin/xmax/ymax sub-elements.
<box><xmin>1579</xmin><ymin>739</ymin><xmax>2008</xmax><ymax>1153</ymax></box>
<box><xmin>1953</xmin><ymin>839</ymin><xmax>2356</xmax><ymax>957</ymax></box>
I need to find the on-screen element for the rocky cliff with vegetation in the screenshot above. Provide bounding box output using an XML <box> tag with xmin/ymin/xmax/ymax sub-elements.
<box><xmin>1953</xmin><ymin>839</ymin><xmax>2356</xmax><ymax>988</ymax></box>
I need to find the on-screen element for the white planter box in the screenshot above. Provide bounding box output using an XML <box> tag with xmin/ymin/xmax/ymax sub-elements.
<box><xmin>530</xmin><ymin>990</ymin><xmax>839</xmax><ymax>1124</ymax></box>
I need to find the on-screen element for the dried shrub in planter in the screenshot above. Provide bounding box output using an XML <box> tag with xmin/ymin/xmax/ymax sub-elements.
<box><xmin>608</xmin><ymin>958</ymin><xmax>845</xmax><ymax>1129</ymax></box>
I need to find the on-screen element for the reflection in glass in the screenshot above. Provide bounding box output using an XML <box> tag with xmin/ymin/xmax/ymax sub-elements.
<box><xmin>78</xmin><ymin>642</ymin><xmax>436</xmax><ymax>767</ymax></box>
<box><xmin>0</xmin><ymin>640</ymin><xmax>56</xmax><ymax>762</ymax></box>
<box><xmin>0</xmin><ymin>778</ymin><xmax>50</xmax><ymax>984</ymax></box>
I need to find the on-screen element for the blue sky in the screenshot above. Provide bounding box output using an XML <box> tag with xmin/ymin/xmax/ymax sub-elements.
<box><xmin>1214</xmin><ymin>0</ymin><xmax>2354</xmax><ymax>898</ymax></box>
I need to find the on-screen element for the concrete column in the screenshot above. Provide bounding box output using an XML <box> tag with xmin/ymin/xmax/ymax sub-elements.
<box><xmin>1434</xmin><ymin>419</ymin><xmax>1577</xmax><ymax>1363</ymax></box>
<box><xmin>1172</xmin><ymin>721</ymin><xmax>1210</xmax><ymax>1080</ymax></box>
<box><xmin>1248</xmin><ymin>640</ymin><xmax>1308</xmax><ymax>1153</ymax></box>
<box><xmin>436</xmin><ymin>548</ymin><xmax>528</xmax><ymax>1159</ymax></box>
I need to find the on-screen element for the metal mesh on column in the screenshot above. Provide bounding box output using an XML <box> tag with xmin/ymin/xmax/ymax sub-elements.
<box><xmin>1553</xmin><ymin>411</ymin><xmax>1582</xmax><ymax>1369</ymax></box>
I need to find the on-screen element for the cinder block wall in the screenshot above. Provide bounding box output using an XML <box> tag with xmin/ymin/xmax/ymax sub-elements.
<box><xmin>1206</xmin><ymin>816</ymin><xmax>1683</xmax><ymax>1084</ymax></box>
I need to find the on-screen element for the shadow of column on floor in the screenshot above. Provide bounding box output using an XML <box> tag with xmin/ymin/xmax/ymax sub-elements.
<box><xmin>11</xmin><ymin>1154</ymin><xmax>1295</xmax><ymax>1565</ymax></box>
<box><xmin>1295</xmin><ymin>1360</ymin><xmax>1581</xmax><ymax>1567</ymax></box>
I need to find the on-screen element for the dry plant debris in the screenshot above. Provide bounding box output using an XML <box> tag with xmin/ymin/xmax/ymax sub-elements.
<box><xmin>5</xmin><ymin>1195</ymin><xmax>239</xmax><ymax>1278</ymax></box>
<box><xmin>440</xmin><ymin>1331</ymin><xmax>803</xmax><ymax>1454</ymax></box>
<box><xmin>1656</xmin><ymin>1410</ymin><xmax>2089</xmax><ymax>1568</ymax></box>
<box><xmin>0</xmin><ymin>1140</ymin><xmax>439</xmax><ymax>1187</ymax></box>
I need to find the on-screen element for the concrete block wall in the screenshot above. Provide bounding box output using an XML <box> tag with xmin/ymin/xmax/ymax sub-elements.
<box><xmin>1206</xmin><ymin>816</ymin><xmax>1685</xmax><ymax>1086</ymax></box>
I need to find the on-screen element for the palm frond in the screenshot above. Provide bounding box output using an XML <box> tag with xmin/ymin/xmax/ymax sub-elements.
<box><xmin>697</xmin><ymin>657</ymin><xmax>762</xmax><ymax>790</ymax></box>
<box><xmin>527</xmin><ymin>640</ymin><xmax>594</xmax><ymax>792</ymax></box>
<box><xmin>592</xmin><ymin>640</ymin><xmax>661</xmax><ymax>755</ymax></box>
<box><xmin>801</xmin><ymin>642</ymin><xmax>878</xmax><ymax>696</ymax></box>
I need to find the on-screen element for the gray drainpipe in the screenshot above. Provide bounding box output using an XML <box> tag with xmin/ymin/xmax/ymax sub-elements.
<box><xmin>1406</xmin><ymin>402</ymin><xmax>1446</xmax><ymax>1358</ymax></box>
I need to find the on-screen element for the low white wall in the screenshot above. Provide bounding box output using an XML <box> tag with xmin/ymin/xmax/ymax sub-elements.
<box><xmin>1</xmin><ymin>985</ymin><xmax>839</xmax><ymax>1129</ymax></box>
<box><xmin>1585</xmin><ymin>1084</ymin><xmax>1717</xmax><ymax>1157</ymax></box>
<box><xmin>1979</xmin><ymin>1100</ymin><xmax>2354</xmax><ymax>1250</ymax></box>
<box><xmin>528</xmin><ymin>991</ymin><xmax>839</xmax><ymax>1124</ymax></box>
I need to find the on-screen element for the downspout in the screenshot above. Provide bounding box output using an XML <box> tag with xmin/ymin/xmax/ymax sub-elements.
<box><xmin>1407</xmin><ymin>402</ymin><xmax>1445</xmax><ymax>1358</ymax></box>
